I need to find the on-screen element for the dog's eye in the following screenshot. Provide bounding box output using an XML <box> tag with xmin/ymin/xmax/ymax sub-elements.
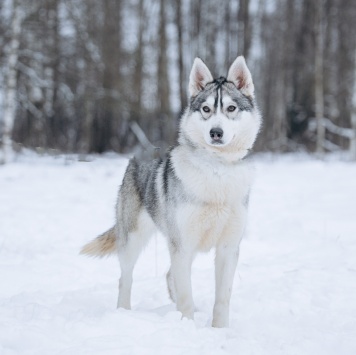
<box><xmin>202</xmin><ymin>106</ymin><xmax>210</xmax><ymax>113</ymax></box>
<box><xmin>227</xmin><ymin>105</ymin><xmax>236</xmax><ymax>112</ymax></box>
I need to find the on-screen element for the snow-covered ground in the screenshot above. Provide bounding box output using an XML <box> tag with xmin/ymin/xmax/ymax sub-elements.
<box><xmin>0</xmin><ymin>152</ymin><xmax>355</xmax><ymax>355</ymax></box>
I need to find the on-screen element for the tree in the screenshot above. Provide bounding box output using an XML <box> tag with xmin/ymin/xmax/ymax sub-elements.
<box><xmin>1</xmin><ymin>0</ymin><xmax>22</xmax><ymax>163</ymax></box>
<box><xmin>349</xmin><ymin>50</ymin><xmax>356</xmax><ymax>160</ymax></box>
<box><xmin>237</xmin><ymin>0</ymin><xmax>251</xmax><ymax>60</ymax></box>
<box><xmin>315</xmin><ymin>0</ymin><xmax>325</xmax><ymax>154</ymax></box>
<box><xmin>157</xmin><ymin>0</ymin><xmax>172</xmax><ymax>144</ymax></box>
<box><xmin>175</xmin><ymin>0</ymin><xmax>186</xmax><ymax>112</ymax></box>
<box><xmin>0</xmin><ymin>0</ymin><xmax>355</xmax><ymax>156</ymax></box>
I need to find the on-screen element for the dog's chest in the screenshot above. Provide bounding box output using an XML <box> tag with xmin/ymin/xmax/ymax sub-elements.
<box><xmin>175</xmin><ymin>197</ymin><xmax>241</xmax><ymax>251</ymax></box>
<box><xmin>171</xmin><ymin>148</ymin><xmax>252</xmax><ymax>250</ymax></box>
<box><xmin>197</xmin><ymin>201</ymin><xmax>233</xmax><ymax>251</ymax></box>
<box><xmin>176</xmin><ymin>171</ymin><xmax>249</xmax><ymax>251</ymax></box>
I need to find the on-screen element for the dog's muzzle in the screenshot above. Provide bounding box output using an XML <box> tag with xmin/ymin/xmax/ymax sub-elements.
<box><xmin>210</xmin><ymin>127</ymin><xmax>224</xmax><ymax>143</ymax></box>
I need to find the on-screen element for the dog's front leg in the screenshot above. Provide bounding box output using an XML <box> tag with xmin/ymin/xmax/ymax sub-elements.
<box><xmin>212</xmin><ymin>244</ymin><xmax>239</xmax><ymax>328</ymax></box>
<box><xmin>170</xmin><ymin>251</ymin><xmax>194</xmax><ymax>320</ymax></box>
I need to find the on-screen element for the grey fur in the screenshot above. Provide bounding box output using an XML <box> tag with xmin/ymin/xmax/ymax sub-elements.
<box><xmin>115</xmin><ymin>152</ymin><xmax>187</xmax><ymax>252</ymax></box>
<box><xmin>190</xmin><ymin>78</ymin><xmax>254</xmax><ymax>115</ymax></box>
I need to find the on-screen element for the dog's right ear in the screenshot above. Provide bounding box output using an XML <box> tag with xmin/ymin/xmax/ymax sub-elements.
<box><xmin>188</xmin><ymin>58</ymin><xmax>213</xmax><ymax>98</ymax></box>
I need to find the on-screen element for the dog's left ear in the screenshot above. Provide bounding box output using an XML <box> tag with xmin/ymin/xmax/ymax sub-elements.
<box><xmin>227</xmin><ymin>56</ymin><xmax>254</xmax><ymax>97</ymax></box>
<box><xmin>189</xmin><ymin>58</ymin><xmax>214</xmax><ymax>98</ymax></box>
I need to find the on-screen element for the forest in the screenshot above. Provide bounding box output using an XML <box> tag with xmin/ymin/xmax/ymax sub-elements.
<box><xmin>0</xmin><ymin>0</ymin><xmax>356</xmax><ymax>161</ymax></box>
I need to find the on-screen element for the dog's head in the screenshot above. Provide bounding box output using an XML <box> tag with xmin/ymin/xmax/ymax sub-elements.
<box><xmin>179</xmin><ymin>56</ymin><xmax>261</xmax><ymax>162</ymax></box>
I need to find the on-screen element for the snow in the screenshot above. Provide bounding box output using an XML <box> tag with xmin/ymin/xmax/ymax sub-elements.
<box><xmin>0</xmin><ymin>152</ymin><xmax>355</xmax><ymax>354</ymax></box>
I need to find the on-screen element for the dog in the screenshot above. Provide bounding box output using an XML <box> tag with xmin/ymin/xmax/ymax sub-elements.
<box><xmin>81</xmin><ymin>56</ymin><xmax>261</xmax><ymax>328</ymax></box>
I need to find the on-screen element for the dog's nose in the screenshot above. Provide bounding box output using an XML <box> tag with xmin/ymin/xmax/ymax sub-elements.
<box><xmin>210</xmin><ymin>127</ymin><xmax>224</xmax><ymax>140</ymax></box>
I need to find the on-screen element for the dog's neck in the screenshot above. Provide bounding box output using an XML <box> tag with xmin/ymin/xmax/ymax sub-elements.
<box><xmin>177</xmin><ymin>133</ymin><xmax>249</xmax><ymax>165</ymax></box>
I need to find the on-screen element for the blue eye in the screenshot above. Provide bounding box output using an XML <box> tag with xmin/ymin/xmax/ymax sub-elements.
<box><xmin>202</xmin><ymin>106</ymin><xmax>210</xmax><ymax>113</ymax></box>
<box><xmin>227</xmin><ymin>105</ymin><xmax>236</xmax><ymax>112</ymax></box>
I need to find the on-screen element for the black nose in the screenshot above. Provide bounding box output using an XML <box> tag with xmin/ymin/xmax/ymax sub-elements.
<box><xmin>210</xmin><ymin>127</ymin><xmax>224</xmax><ymax>140</ymax></box>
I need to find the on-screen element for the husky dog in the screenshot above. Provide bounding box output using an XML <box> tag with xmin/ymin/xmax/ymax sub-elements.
<box><xmin>81</xmin><ymin>56</ymin><xmax>261</xmax><ymax>328</ymax></box>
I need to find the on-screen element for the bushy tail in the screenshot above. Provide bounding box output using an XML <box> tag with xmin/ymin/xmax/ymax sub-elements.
<box><xmin>80</xmin><ymin>227</ymin><xmax>117</xmax><ymax>258</ymax></box>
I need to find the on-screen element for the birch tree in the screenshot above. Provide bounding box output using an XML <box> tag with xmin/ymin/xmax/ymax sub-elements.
<box><xmin>1</xmin><ymin>0</ymin><xmax>22</xmax><ymax>164</ymax></box>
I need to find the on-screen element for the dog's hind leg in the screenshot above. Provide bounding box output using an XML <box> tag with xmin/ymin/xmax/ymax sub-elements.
<box><xmin>166</xmin><ymin>268</ymin><xmax>176</xmax><ymax>303</ymax></box>
<box><xmin>117</xmin><ymin>209</ymin><xmax>155</xmax><ymax>310</ymax></box>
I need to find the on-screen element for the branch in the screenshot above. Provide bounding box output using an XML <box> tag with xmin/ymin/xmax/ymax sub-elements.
<box><xmin>130</xmin><ymin>121</ymin><xmax>156</xmax><ymax>152</ymax></box>
<box><xmin>308</xmin><ymin>118</ymin><xmax>354</xmax><ymax>139</ymax></box>
<box><xmin>323</xmin><ymin>139</ymin><xmax>342</xmax><ymax>152</ymax></box>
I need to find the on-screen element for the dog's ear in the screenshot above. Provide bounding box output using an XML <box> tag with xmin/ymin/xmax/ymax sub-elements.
<box><xmin>189</xmin><ymin>58</ymin><xmax>213</xmax><ymax>98</ymax></box>
<box><xmin>227</xmin><ymin>56</ymin><xmax>254</xmax><ymax>97</ymax></box>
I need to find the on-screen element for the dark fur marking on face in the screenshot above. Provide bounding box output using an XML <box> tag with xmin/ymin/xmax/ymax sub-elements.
<box><xmin>190</xmin><ymin>77</ymin><xmax>254</xmax><ymax>114</ymax></box>
<box><xmin>189</xmin><ymin>85</ymin><xmax>215</xmax><ymax>113</ymax></box>
<box><xmin>213</xmin><ymin>77</ymin><xmax>227</xmax><ymax>109</ymax></box>
<box><xmin>222</xmin><ymin>82</ymin><xmax>254</xmax><ymax>112</ymax></box>
<box><xmin>214</xmin><ymin>77</ymin><xmax>227</xmax><ymax>88</ymax></box>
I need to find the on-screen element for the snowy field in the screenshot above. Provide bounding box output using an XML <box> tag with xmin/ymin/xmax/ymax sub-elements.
<box><xmin>0</xmin><ymin>152</ymin><xmax>355</xmax><ymax>355</ymax></box>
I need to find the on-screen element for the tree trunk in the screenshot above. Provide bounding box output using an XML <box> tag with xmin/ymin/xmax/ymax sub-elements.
<box><xmin>132</xmin><ymin>0</ymin><xmax>145</xmax><ymax>118</ymax></box>
<box><xmin>157</xmin><ymin>0</ymin><xmax>171</xmax><ymax>143</ymax></box>
<box><xmin>237</xmin><ymin>0</ymin><xmax>251</xmax><ymax>59</ymax></box>
<box><xmin>350</xmin><ymin>51</ymin><xmax>356</xmax><ymax>160</ymax></box>
<box><xmin>224</xmin><ymin>0</ymin><xmax>232</xmax><ymax>68</ymax></box>
<box><xmin>100</xmin><ymin>0</ymin><xmax>122</xmax><ymax>152</ymax></box>
<box><xmin>190</xmin><ymin>0</ymin><xmax>202</xmax><ymax>58</ymax></box>
<box><xmin>1</xmin><ymin>0</ymin><xmax>22</xmax><ymax>163</ymax></box>
<box><xmin>315</xmin><ymin>0</ymin><xmax>325</xmax><ymax>154</ymax></box>
<box><xmin>175</xmin><ymin>0</ymin><xmax>186</xmax><ymax>112</ymax></box>
<box><xmin>45</xmin><ymin>0</ymin><xmax>60</xmax><ymax>149</ymax></box>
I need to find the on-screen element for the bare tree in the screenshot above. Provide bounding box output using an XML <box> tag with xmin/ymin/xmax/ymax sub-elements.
<box><xmin>351</xmin><ymin>50</ymin><xmax>356</xmax><ymax>160</ymax></box>
<box><xmin>157</xmin><ymin>0</ymin><xmax>172</xmax><ymax>143</ymax></box>
<box><xmin>133</xmin><ymin>0</ymin><xmax>145</xmax><ymax>117</ymax></box>
<box><xmin>237</xmin><ymin>0</ymin><xmax>251</xmax><ymax>59</ymax></box>
<box><xmin>1</xmin><ymin>0</ymin><xmax>22</xmax><ymax>163</ymax></box>
<box><xmin>315</xmin><ymin>0</ymin><xmax>325</xmax><ymax>154</ymax></box>
<box><xmin>0</xmin><ymin>0</ymin><xmax>355</xmax><ymax>155</ymax></box>
<box><xmin>175</xmin><ymin>0</ymin><xmax>186</xmax><ymax>112</ymax></box>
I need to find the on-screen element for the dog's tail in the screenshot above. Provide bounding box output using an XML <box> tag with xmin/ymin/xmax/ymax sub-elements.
<box><xmin>80</xmin><ymin>227</ymin><xmax>117</xmax><ymax>258</ymax></box>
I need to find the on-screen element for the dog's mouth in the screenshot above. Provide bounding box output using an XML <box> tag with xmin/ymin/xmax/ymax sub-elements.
<box><xmin>210</xmin><ymin>139</ymin><xmax>224</xmax><ymax>145</ymax></box>
<box><xmin>205</xmin><ymin>134</ymin><xmax>235</xmax><ymax>149</ymax></box>
<box><xmin>206</xmin><ymin>138</ymin><xmax>233</xmax><ymax>148</ymax></box>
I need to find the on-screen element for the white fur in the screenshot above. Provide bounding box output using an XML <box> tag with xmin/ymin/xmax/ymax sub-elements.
<box><xmin>180</xmin><ymin>106</ymin><xmax>261</xmax><ymax>163</ymax></box>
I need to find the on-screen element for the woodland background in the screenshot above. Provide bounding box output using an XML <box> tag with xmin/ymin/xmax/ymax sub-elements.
<box><xmin>0</xmin><ymin>0</ymin><xmax>356</xmax><ymax>161</ymax></box>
